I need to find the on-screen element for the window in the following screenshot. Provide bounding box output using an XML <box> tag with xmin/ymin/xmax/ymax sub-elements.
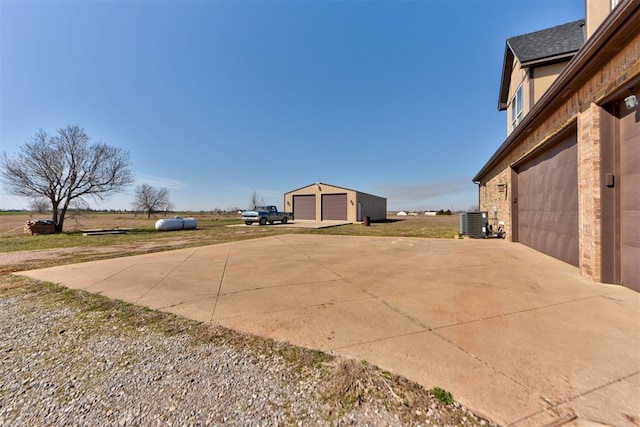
<box><xmin>511</xmin><ymin>85</ymin><xmax>523</xmax><ymax>129</ymax></box>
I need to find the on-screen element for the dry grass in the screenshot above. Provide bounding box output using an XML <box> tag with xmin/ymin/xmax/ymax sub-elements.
<box><xmin>0</xmin><ymin>211</ymin><xmax>159</xmax><ymax>234</ymax></box>
<box><xmin>0</xmin><ymin>212</ymin><xmax>460</xmax><ymax>274</ymax></box>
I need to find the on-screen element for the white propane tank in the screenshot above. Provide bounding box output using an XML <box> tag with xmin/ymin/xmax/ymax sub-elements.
<box><xmin>155</xmin><ymin>217</ymin><xmax>197</xmax><ymax>231</ymax></box>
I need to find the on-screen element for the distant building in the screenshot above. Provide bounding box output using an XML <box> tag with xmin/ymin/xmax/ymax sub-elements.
<box><xmin>284</xmin><ymin>182</ymin><xmax>386</xmax><ymax>222</ymax></box>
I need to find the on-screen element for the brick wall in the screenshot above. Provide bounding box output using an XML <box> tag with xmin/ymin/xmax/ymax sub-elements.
<box><xmin>577</xmin><ymin>103</ymin><xmax>602</xmax><ymax>279</ymax></box>
<box><xmin>478</xmin><ymin>171</ymin><xmax>512</xmax><ymax>238</ymax></box>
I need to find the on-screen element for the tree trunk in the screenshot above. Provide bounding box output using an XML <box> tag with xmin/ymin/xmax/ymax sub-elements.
<box><xmin>56</xmin><ymin>199</ymin><xmax>71</xmax><ymax>233</ymax></box>
<box><xmin>51</xmin><ymin>201</ymin><xmax>62</xmax><ymax>233</ymax></box>
<box><xmin>56</xmin><ymin>212</ymin><xmax>66</xmax><ymax>233</ymax></box>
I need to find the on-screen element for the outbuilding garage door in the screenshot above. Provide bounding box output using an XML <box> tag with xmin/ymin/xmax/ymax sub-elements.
<box><xmin>322</xmin><ymin>194</ymin><xmax>347</xmax><ymax>220</ymax></box>
<box><xmin>293</xmin><ymin>195</ymin><xmax>316</xmax><ymax>220</ymax></box>
<box><xmin>620</xmin><ymin>105</ymin><xmax>640</xmax><ymax>291</ymax></box>
<box><xmin>516</xmin><ymin>134</ymin><xmax>579</xmax><ymax>266</ymax></box>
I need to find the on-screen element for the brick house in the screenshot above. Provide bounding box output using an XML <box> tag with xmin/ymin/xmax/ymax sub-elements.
<box><xmin>473</xmin><ymin>0</ymin><xmax>640</xmax><ymax>291</ymax></box>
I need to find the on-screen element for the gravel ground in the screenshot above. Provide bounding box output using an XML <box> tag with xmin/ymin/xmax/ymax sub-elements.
<box><xmin>0</xmin><ymin>280</ymin><xmax>495</xmax><ymax>426</ymax></box>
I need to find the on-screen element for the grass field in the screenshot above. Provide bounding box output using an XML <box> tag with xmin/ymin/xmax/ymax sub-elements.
<box><xmin>0</xmin><ymin>211</ymin><xmax>459</xmax><ymax>273</ymax></box>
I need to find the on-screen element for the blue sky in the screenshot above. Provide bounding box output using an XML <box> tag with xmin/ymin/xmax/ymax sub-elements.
<box><xmin>1</xmin><ymin>0</ymin><xmax>584</xmax><ymax>212</ymax></box>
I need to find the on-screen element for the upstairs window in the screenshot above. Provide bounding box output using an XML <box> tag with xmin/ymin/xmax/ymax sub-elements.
<box><xmin>511</xmin><ymin>85</ymin><xmax>523</xmax><ymax>129</ymax></box>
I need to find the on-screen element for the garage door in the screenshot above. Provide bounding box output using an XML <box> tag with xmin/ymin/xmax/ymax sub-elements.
<box><xmin>620</xmin><ymin>106</ymin><xmax>640</xmax><ymax>291</ymax></box>
<box><xmin>516</xmin><ymin>134</ymin><xmax>579</xmax><ymax>266</ymax></box>
<box><xmin>321</xmin><ymin>194</ymin><xmax>347</xmax><ymax>220</ymax></box>
<box><xmin>293</xmin><ymin>195</ymin><xmax>316</xmax><ymax>220</ymax></box>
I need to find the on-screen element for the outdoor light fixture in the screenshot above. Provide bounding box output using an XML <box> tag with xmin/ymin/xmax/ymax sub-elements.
<box><xmin>624</xmin><ymin>94</ymin><xmax>638</xmax><ymax>109</ymax></box>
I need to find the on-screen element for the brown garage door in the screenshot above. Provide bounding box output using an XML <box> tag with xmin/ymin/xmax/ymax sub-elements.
<box><xmin>516</xmin><ymin>134</ymin><xmax>579</xmax><ymax>266</ymax></box>
<box><xmin>322</xmin><ymin>194</ymin><xmax>347</xmax><ymax>220</ymax></box>
<box><xmin>620</xmin><ymin>105</ymin><xmax>640</xmax><ymax>291</ymax></box>
<box><xmin>293</xmin><ymin>195</ymin><xmax>316</xmax><ymax>220</ymax></box>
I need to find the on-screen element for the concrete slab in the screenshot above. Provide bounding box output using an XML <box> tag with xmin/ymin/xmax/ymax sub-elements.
<box><xmin>219</xmin><ymin>307</ymin><xmax>332</xmax><ymax>351</ymax></box>
<box><xmin>304</xmin><ymin>298</ymin><xmax>427</xmax><ymax>349</ymax></box>
<box><xmin>230</xmin><ymin>220</ymin><xmax>351</xmax><ymax>229</ymax></box>
<box><xmin>17</xmin><ymin>234</ymin><xmax>640</xmax><ymax>426</ymax></box>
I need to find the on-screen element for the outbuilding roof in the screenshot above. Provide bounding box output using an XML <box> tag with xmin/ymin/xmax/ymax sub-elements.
<box><xmin>284</xmin><ymin>182</ymin><xmax>386</xmax><ymax>199</ymax></box>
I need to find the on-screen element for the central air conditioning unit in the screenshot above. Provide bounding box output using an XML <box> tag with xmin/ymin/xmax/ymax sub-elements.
<box><xmin>461</xmin><ymin>211</ymin><xmax>488</xmax><ymax>238</ymax></box>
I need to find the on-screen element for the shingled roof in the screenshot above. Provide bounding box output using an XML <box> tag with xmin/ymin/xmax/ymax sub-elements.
<box><xmin>507</xmin><ymin>20</ymin><xmax>585</xmax><ymax>66</ymax></box>
<box><xmin>498</xmin><ymin>20</ymin><xmax>586</xmax><ymax>110</ymax></box>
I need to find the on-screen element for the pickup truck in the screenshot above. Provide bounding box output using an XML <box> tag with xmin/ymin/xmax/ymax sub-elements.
<box><xmin>241</xmin><ymin>206</ymin><xmax>294</xmax><ymax>225</ymax></box>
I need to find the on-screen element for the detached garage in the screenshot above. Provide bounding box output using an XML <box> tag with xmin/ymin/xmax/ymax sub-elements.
<box><xmin>284</xmin><ymin>183</ymin><xmax>387</xmax><ymax>222</ymax></box>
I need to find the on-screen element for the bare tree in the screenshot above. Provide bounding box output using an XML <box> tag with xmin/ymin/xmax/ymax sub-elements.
<box><xmin>133</xmin><ymin>184</ymin><xmax>173</xmax><ymax>218</ymax></box>
<box><xmin>250</xmin><ymin>190</ymin><xmax>265</xmax><ymax>209</ymax></box>
<box><xmin>28</xmin><ymin>198</ymin><xmax>49</xmax><ymax>213</ymax></box>
<box><xmin>1</xmin><ymin>125</ymin><xmax>134</xmax><ymax>232</ymax></box>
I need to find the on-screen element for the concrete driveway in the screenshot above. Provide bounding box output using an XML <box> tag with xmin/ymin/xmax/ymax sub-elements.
<box><xmin>18</xmin><ymin>235</ymin><xmax>640</xmax><ymax>426</ymax></box>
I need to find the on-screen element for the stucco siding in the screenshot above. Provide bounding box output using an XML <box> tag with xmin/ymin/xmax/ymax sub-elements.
<box><xmin>532</xmin><ymin>62</ymin><xmax>569</xmax><ymax>104</ymax></box>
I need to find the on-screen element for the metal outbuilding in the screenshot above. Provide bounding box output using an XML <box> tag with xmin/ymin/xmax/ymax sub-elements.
<box><xmin>284</xmin><ymin>182</ymin><xmax>387</xmax><ymax>222</ymax></box>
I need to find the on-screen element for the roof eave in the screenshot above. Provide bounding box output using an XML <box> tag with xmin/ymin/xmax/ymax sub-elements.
<box><xmin>519</xmin><ymin>51</ymin><xmax>579</xmax><ymax>68</ymax></box>
<box><xmin>498</xmin><ymin>44</ymin><xmax>515</xmax><ymax>111</ymax></box>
